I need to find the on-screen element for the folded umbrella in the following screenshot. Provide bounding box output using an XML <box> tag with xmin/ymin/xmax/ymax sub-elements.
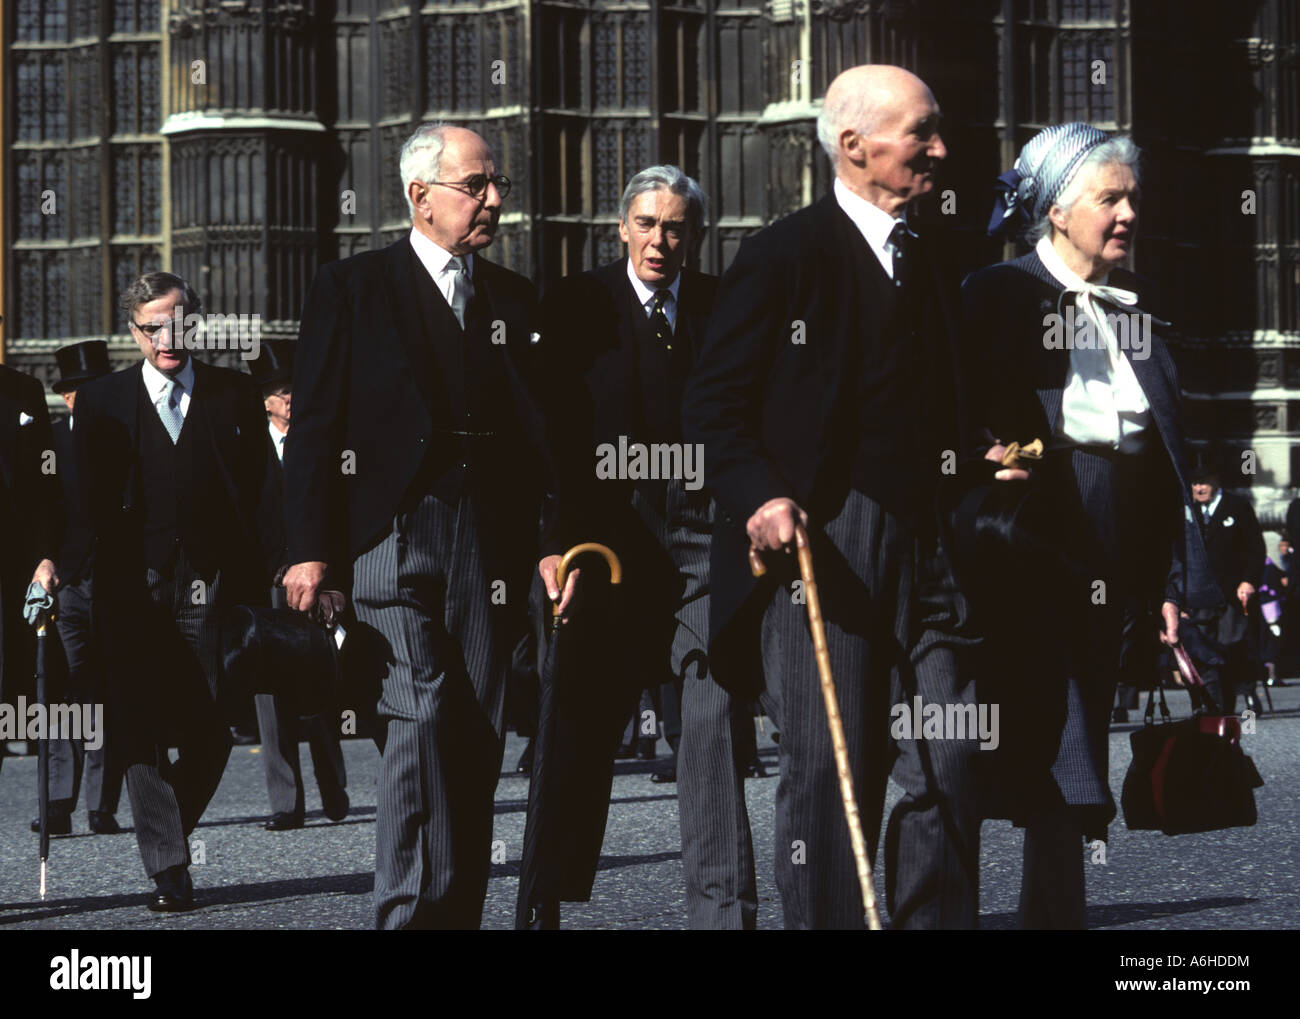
<box><xmin>24</xmin><ymin>582</ymin><xmax>55</xmax><ymax>900</ymax></box>
<box><xmin>516</xmin><ymin>543</ymin><xmax>622</xmax><ymax>931</ymax></box>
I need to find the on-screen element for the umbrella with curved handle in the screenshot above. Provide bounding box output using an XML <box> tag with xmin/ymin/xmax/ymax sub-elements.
<box><xmin>518</xmin><ymin>542</ymin><xmax>623</xmax><ymax>930</ymax></box>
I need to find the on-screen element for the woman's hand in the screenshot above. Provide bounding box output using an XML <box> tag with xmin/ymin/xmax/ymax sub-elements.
<box><xmin>984</xmin><ymin>443</ymin><xmax>1031</xmax><ymax>482</ymax></box>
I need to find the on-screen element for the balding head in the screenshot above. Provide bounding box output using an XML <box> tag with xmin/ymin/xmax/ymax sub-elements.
<box><xmin>817</xmin><ymin>64</ymin><xmax>946</xmax><ymax>215</ymax></box>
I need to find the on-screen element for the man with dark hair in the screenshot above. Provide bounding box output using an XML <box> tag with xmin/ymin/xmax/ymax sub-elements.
<box><xmin>283</xmin><ymin>124</ymin><xmax>559</xmax><ymax>929</ymax></box>
<box><xmin>28</xmin><ymin>341</ymin><xmax>122</xmax><ymax>835</ymax></box>
<box><xmin>249</xmin><ymin>339</ymin><xmax>348</xmax><ymax>831</ymax></box>
<box><xmin>71</xmin><ymin>271</ymin><xmax>271</xmax><ymax>911</ymax></box>
<box><xmin>537</xmin><ymin>164</ymin><xmax>760</xmax><ymax>928</ymax></box>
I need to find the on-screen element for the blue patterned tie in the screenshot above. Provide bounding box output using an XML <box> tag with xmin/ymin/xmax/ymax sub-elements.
<box><xmin>160</xmin><ymin>378</ymin><xmax>184</xmax><ymax>443</ymax></box>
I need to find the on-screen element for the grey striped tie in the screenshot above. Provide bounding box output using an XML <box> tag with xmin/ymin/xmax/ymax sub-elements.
<box><xmin>159</xmin><ymin>378</ymin><xmax>184</xmax><ymax>443</ymax></box>
<box><xmin>447</xmin><ymin>255</ymin><xmax>472</xmax><ymax>329</ymax></box>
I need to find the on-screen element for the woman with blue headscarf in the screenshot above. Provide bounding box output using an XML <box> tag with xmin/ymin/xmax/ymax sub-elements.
<box><xmin>962</xmin><ymin>125</ymin><xmax>1220</xmax><ymax>928</ymax></box>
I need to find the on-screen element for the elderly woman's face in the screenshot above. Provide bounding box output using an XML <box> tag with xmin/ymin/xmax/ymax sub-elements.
<box><xmin>1051</xmin><ymin>162</ymin><xmax>1138</xmax><ymax>277</ymax></box>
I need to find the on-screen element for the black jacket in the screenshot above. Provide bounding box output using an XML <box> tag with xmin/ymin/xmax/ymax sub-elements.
<box><xmin>682</xmin><ymin>194</ymin><xmax>967</xmax><ymax>692</ymax></box>
<box><xmin>0</xmin><ymin>364</ymin><xmax>62</xmax><ymax>697</ymax></box>
<box><xmin>1199</xmin><ymin>490</ymin><xmax>1266</xmax><ymax>600</ymax></box>
<box><xmin>538</xmin><ymin>259</ymin><xmax>717</xmax><ymax>560</ymax></box>
<box><xmin>285</xmin><ymin>238</ymin><xmax>555</xmax><ymax>590</ymax></box>
<box><xmin>961</xmin><ymin>251</ymin><xmax>1221</xmax><ymax>615</ymax></box>
<box><xmin>71</xmin><ymin>358</ymin><xmax>272</xmax><ymax>608</ymax></box>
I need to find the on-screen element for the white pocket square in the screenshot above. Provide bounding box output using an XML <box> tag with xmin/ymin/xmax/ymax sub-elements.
<box><xmin>18</xmin><ymin>412</ymin><xmax>32</xmax><ymax>426</ymax></box>
<box><xmin>529</xmin><ymin>331</ymin><xmax>542</xmax><ymax>346</ymax></box>
<box><xmin>1223</xmin><ymin>516</ymin><xmax>1235</xmax><ymax>527</ymax></box>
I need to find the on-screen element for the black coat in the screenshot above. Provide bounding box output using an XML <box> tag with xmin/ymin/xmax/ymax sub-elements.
<box><xmin>52</xmin><ymin>417</ymin><xmax>92</xmax><ymax>585</ymax></box>
<box><xmin>71</xmin><ymin>359</ymin><xmax>273</xmax><ymax>611</ymax></box>
<box><xmin>961</xmin><ymin>251</ymin><xmax>1220</xmax><ymax>615</ymax></box>
<box><xmin>961</xmin><ymin>250</ymin><xmax>1221</xmax><ymax>832</ymax></box>
<box><xmin>538</xmin><ymin>259</ymin><xmax>717</xmax><ymax>585</ymax></box>
<box><xmin>1199</xmin><ymin>490</ymin><xmax>1266</xmax><ymax>600</ymax></box>
<box><xmin>285</xmin><ymin>238</ymin><xmax>555</xmax><ymax>591</ymax></box>
<box><xmin>0</xmin><ymin>365</ymin><xmax>62</xmax><ymax>698</ymax></box>
<box><xmin>682</xmin><ymin>194</ymin><xmax>967</xmax><ymax>694</ymax></box>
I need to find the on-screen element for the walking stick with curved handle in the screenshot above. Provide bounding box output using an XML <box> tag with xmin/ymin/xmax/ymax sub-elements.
<box><xmin>750</xmin><ymin>524</ymin><xmax>883</xmax><ymax>931</ymax></box>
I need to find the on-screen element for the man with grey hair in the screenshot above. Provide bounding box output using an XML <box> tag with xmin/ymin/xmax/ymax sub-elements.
<box><xmin>284</xmin><ymin>124</ymin><xmax>561</xmax><ymax>929</ymax></box>
<box><xmin>684</xmin><ymin>65</ymin><xmax>982</xmax><ymax>928</ymax></box>
<box><xmin>534</xmin><ymin>164</ymin><xmax>761</xmax><ymax>928</ymax></box>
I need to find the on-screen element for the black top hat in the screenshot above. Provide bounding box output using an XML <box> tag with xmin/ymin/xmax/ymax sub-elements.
<box><xmin>1187</xmin><ymin>447</ymin><xmax>1222</xmax><ymax>485</ymax></box>
<box><xmin>52</xmin><ymin>340</ymin><xmax>111</xmax><ymax>393</ymax></box>
<box><xmin>248</xmin><ymin>339</ymin><xmax>295</xmax><ymax>389</ymax></box>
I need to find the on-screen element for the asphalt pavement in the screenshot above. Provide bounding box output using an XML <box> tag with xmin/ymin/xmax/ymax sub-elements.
<box><xmin>2</xmin><ymin>685</ymin><xmax>1296</xmax><ymax>930</ymax></box>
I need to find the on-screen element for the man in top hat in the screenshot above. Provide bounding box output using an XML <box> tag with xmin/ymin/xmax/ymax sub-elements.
<box><xmin>28</xmin><ymin>341</ymin><xmax>122</xmax><ymax>834</ymax></box>
<box><xmin>1190</xmin><ymin>453</ymin><xmax>1266</xmax><ymax>714</ymax></box>
<box><xmin>250</xmin><ymin>339</ymin><xmax>348</xmax><ymax>830</ymax></box>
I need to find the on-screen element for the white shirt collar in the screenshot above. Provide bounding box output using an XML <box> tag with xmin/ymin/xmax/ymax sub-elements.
<box><xmin>141</xmin><ymin>355</ymin><xmax>195</xmax><ymax>400</ymax></box>
<box><xmin>409</xmin><ymin>227</ymin><xmax>473</xmax><ymax>280</ymax></box>
<box><xmin>268</xmin><ymin>419</ymin><xmax>288</xmax><ymax>461</ymax></box>
<box><xmin>833</xmin><ymin>177</ymin><xmax>905</xmax><ymax>278</ymax></box>
<box><xmin>1204</xmin><ymin>490</ymin><xmax>1223</xmax><ymax>519</ymax></box>
<box><xmin>625</xmin><ymin>258</ymin><xmax>682</xmax><ymax>311</ymax></box>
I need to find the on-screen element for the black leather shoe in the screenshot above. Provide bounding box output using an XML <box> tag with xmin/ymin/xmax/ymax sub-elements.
<box><xmin>321</xmin><ymin>791</ymin><xmax>349</xmax><ymax>822</ymax></box>
<box><xmin>515</xmin><ymin>739</ymin><xmax>535</xmax><ymax>774</ymax></box>
<box><xmin>88</xmin><ymin>811</ymin><xmax>121</xmax><ymax>834</ymax></box>
<box><xmin>148</xmin><ymin>866</ymin><xmax>195</xmax><ymax>912</ymax></box>
<box><xmin>649</xmin><ymin>766</ymin><xmax>676</xmax><ymax>784</ymax></box>
<box><xmin>263</xmin><ymin>811</ymin><xmax>304</xmax><ymax>831</ymax></box>
<box><xmin>744</xmin><ymin>757</ymin><xmax>767</xmax><ymax>779</ymax></box>
<box><xmin>30</xmin><ymin>810</ymin><xmax>72</xmax><ymax>835</ymax></box>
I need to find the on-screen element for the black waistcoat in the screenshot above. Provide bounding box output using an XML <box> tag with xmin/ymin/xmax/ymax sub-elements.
<box><xmin>136</xmin><ymin>377</ymin><xmax>233</xmax><ymax>573</ymax></box>
<box><xmin>407</xmin><ymin>250</ymin><xmax>523</xmax><ymax>505</ymax></box>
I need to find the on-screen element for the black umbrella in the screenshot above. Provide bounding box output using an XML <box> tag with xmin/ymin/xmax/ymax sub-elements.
<box><xmin>24</xmin><ymin>583</ymin><xmax>56</xmax><ymax>899</ymax></box>
<box><xmin>516</xmin><ymin>543</ymin><xmax>622</xmax><ymax>931</ymax></box>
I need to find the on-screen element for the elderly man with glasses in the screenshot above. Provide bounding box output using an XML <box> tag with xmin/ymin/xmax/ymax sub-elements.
<box><xmin>284</xmin><ymin>123</ymin><xmax>560</xmax><ymax>929</ymax></box>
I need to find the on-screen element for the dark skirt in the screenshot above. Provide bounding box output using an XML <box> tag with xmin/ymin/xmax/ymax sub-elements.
<box><xmin>977</xmin><ymin>439</ymin><xmax>1176</xmax><ymax>840</ymax></box>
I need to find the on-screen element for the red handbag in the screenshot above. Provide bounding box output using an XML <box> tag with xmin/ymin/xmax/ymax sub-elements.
<box><xmin>1120</xmin><ymin>645</ymin><xmax>1264</xmax><ymax>835</ymax></box>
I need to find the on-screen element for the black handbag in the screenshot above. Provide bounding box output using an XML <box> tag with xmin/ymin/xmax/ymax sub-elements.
<box><xmin>1121</xmin><ymin>644</ymin><xmax>1264</xmax><ymax>835</ymax></box>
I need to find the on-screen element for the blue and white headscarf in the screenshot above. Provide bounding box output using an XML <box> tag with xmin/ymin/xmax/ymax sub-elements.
<box><xmin>987</xmin><ymin>123</ymin><xmax>1110</xmax><ymax>238</ymax></box>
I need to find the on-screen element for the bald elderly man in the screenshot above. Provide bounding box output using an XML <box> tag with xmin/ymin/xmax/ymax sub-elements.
<box><xmin>684</xmin><ymin>65</ymin><xmax>981</xmax><ymax>928</ymax></box>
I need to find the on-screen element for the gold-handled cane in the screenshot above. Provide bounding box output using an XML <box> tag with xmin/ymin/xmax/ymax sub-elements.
<box><xmin>749</xmin><ymin>524</ymin><xmax>883</xmax><ymax>931</ymax></box>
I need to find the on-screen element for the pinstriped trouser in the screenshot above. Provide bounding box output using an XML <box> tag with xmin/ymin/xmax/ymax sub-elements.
<box><xmin>670</xmin><ymin>484</ymin><xmax>759</xmax><ymax>929</ymax></box>
<box><xmin>760</xmin><ymin>489</ymin><xmax>981</xmax><ymax>929</ymax></box>
<box><xmin>121</xmin><ymin>545</ymin><xmax>232</xmax><ymax>879</ymax></box>
<box><xmin>352</xmin><ymin>490</ymin><xmax>508</xmax><ymax>930</ymax></box>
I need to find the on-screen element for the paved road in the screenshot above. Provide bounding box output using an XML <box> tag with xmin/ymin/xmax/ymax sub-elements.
<box><xmin>2</xmin><ymin>686</ymin><xmax>1296</xmax><ymax>930</ymax></box>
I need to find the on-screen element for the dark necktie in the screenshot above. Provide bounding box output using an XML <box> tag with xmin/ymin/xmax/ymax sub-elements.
<box><xmin>888</xmin><ymin>220</ymin><xmax>913</xmax><ymax>290</ymax></box>
<box><xmin>650</xmin><ymin>290</ymin><xmax>674</xmax><ymax>352</ymax></box>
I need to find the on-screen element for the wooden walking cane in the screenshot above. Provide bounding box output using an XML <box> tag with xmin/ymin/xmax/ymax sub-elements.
<box><xmin>749</xmin><ymin>523</ymin><xmax>883</xmax><ymax>930</ymax></box>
